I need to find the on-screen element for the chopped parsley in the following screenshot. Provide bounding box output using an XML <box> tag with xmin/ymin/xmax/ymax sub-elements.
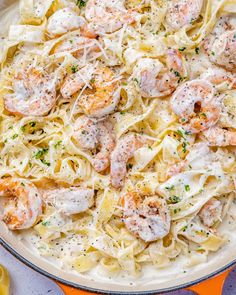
<box><xmin>42</xmin><ymin>221</ymin><xmax>51</xmax><ymax>226</ymax></box>
<box><xmin>169</xmin><ymin>195</ymin><xmax>181</xmax><ymax>204</ymax></box>
<box><xmin>54</xmin><ymin>140</ymin><xmax>62</xmax><ymax>149</ymax></box>
<box><xmin>211</xmin><ymin>51</ymin><xmax>215</xmax><ymax>56</ymax></box>
<box><xmin>41</xmin><ymin>159</ymin><xmax>50</xmax><ymax>166</ymax></box>
<box><xmin>182</xmin><ymin>142</ymin><xmax>187</xmax><ymax>153</ymax></box>
<box><xmin>185</xmin><ymin>184</ymin><xmax>190</xmax><ymax>192</ymax></box>
<box><xmin>34</xmin><ymin>148</ymin><xmax>49</xmax><ymax>159</ymax></box>
<box><xmin>165</xmin><ymin>185</ymin><xmax>175</xmax><ymax>191</ymax></box>
<box><xmin>29</xmin><ymin>122</ymin><xmax>36</xmax><ymax>127</ymax></box>
<box><xmin>127</xmin><ymin>163</ymin><xmax>133</xmax><ymax>169</ymax></box>
<box><xmin>182</xmin><ymin>225</ymin><xmax>188</xmax><ymax>232</ymax></box>
<box><xmin>11</xmin><ymin>134</ymin><xmax>18</xmax><ymax>140</ymax></box>
<box><xmin>76</xmin><ymin>0</ymin><xmax>87</xmax><ymax>8</ymax></box>
<box><xmin>134</xmin><ymin>78</ymin><xmax>139</xmax><ymax>84</ymax></box>
<box><xmin>20</xmin><ymin>125</ymin><xmax>26</xmax><ymax>132</ymax></box>
<box><xmin>178</xmin><ymin>47</ymin><xmax>186</xmax><ymax>52</ymax></box>
<box><xmin>195</xmin><ymin>47</ymin><xmax>200</xmax><ymax>54</ymax></box>
<box><xmin>71</xmin><ymin>64</ymin><xmax>78</xmax><ymax>73</ymax></box>
<box><xmin>174</xmin><ymin>70</ymin><xmax>181</xmax><ymax>77</ymax></box>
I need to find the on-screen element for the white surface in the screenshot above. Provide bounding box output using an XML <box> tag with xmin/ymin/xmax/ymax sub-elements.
<box><xmin>0</xmin><ymin>246</ymin><xmax>63</xmax><ymax>295</ymax></box>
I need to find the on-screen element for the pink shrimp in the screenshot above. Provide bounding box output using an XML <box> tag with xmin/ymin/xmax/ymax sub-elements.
<box><xmin>61</xmin><ymin>66</ymin><xmax>120</xmax><ymax>118</ymax></box>
<box><xmin>0</xmin><ymin>178</ymin><xmax>42</xmax><ymax>230</ymax></box>
<box><xmin>47</xmin><ymin>8</ymin><xmax>96</xmax><ymax>38</ymax></box>
<box><xmin>202</xmin><ymin>126</ymin><xmax>236</xmax><ymax>146</ymax></box>
<box><xmin>121</xmin><ymin>192</ymin><xmax>171</xmax><ymax>242</ymax></box>
<box><xmin>199</xmin><ymin>198</ymin><xmax>222</xmax><ymax>227</ymax></box>
<box><xmin>73</xmin><ymin>115</ymin><xmax>115</xmax><ymax>172</ymax></box>
<box><xmin>85</xmin><ymin>0</ymin><xmax>137</xmax><ymax>35</ymax></box>
<box><xmin>133</xmin><ymin>49</ymin><xmax>186</xmax><ymax>98</ymax></box>
<box><xmin>165</xmin><ymin>0</ymin><xmax>204</xmax><ymax>32</ymax></box>
<box><xmin>4</xmin><ymin>68</ymin><xmax>57</xmax><ymax>117</ymax></box>
<box><xmin>110</xmin><ymin>133</ymin><xmax>145</xmax><ymax>188</ymax></box>
<box><xmin>171</xmin><ymin>79</ymin><xmax>221</xmax><ymax>133</ymax></box>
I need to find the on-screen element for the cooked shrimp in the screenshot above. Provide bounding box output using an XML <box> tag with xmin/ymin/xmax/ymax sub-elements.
<box><xmin>43</xmin><ymin>187</ymin><xmax>94</xmax><ymax>215</ymax></box>
<box><xmin>61</xmin><ymin>65</ymin><xmax>94</xmax><ymax>99</ymax></box>
<box><xmin>110</xmin><ymin>133</ymin><xmax>145</xmax><ymax>188</ymax></box>
<box><xmin>200</xmin><ymin>68</ymin><xmax>236</xmax><ymax>89</ymax></box>
<box><xmin>133</xmin><ymin>49</ymin><xmax>186</xmax><ymax>98</ymax></box>
<box><xmin>73</xmin><ymin>115</ymin><xmax>115</xmax><ymax>172</ymax></box>
<box><xmin>85</xmin><ymin>0</ymin><xmax>136</xmax><ymax>35</ymax></box>
<box><xmin>165</xmin><ymin>0</ymin><xmax>203</xmax><ymax>32</ymax></box>
<box><xmin>53</xmin><ymin>36</ymin><xmax>100</xmax><ymax>57</ymax></box>
<box><xmin>61</xmin><ymin>66</ymin><xmax>120</xmax><ymax>118</ymax></box>
<box><xmin>202</xmin><ymin>126</ymin><xmax>236</xmax><ymax>146</ymax></box>
<box><xmin>0</xmin><ymin>178</ymin><xmax>42</xmax><ymax>230</ymax></box>
<box><xmin>171</xmin><ymin>79</ymin><xmax>221</xmax><ymax>133</ymax></box>
<box><xmin>199</xmin><ymin>198</ymin><xmax>222</xmax><ymax>227</ymax></box>
<box><xmin>121</xmin><ymin>192</ymin><xmax>171</xmax><ymax>242</ymax></box>
<box><xmin>47</xmin><ymin>8</ymin><xmax>96</xmax><ymax>38</ymax></box>
<box><xmin>4</xmin><ymin>68</ymin><xmax>57</xmax><ymax>116</ymax></box>
<box><xmin>210</xmin><ymin>30</ymin><xmax>236</xmax><ymax>71</ymax></box>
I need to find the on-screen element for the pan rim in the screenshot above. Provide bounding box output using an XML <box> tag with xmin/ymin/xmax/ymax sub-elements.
<box><xmin>1</xmin><ymin>236</ymin><xmax>236</xmax><ymax>295</ymax></box>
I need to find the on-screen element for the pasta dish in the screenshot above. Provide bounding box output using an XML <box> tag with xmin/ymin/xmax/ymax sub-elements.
<box><xmin>0</xmin><ymin>0</ymin><xmax>236</xmax><ymax>281</ymax></box>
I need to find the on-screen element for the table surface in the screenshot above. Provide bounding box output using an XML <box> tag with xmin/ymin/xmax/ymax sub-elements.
<box><xmin>1</xmin><ymin>246</ymin><xmax>236</xmax><ymax>295</ymax></box>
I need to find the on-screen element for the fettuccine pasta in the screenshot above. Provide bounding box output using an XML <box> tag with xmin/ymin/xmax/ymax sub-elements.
<box><xmin>0</xmin><ymin>0</ymin><xmax>236</xmax><ymax>280</ymax></box>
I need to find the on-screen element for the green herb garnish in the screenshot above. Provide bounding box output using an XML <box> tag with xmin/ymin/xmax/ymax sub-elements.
<box><xmin>76</xmin><ymin>0</ymin><xmax>87</xmax><ymax>8</ymax></box>
<box><xmin>185</xmin><ymin>184</ymin><xmax>190</xmax><ymax>192</ymax></box>
<box><xmin>34</xmin><ymin>148</ymin><xmax>49</xmax><ymax>159</ymax></box>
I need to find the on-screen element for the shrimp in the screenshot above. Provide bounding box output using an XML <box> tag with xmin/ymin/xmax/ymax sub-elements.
<box><xmin>73</xmin><ymin>115</ymin><xmax>115</xmax><ymax>172</ymax></box>
<box><xmin>199</xmin><ymin>198</ymin><xmax>222</xmax><ymax>227</ymax></box>
<box><xmin>203</xmin><ymin>16</ymin><xmax>236</xmax><ymax>70</ymax></box>
<box><xmin>43</xmin><ymin>187</ymin><xmax>94</xmax><ymax>215</ymax></box>
<box><xmin>0</xmin><ymin>178</ymin><xmax>42</xmax><ymax>230</ymax></box>
<box><xmin>121</xmin><ymin>192</ymin><xmax>171</xmax><ymax>242</ymax></box>
<box><xmin>133</xmin><ymin>50</ymin><xmax>186</xmax><ymax>98</ymax></box>
<box><xmin>165</xmin><ymin>0</ymin><xmax>204</xmax><ymax>32</ymax></box>
<box><xmin>85</xmin><ymin>0</ymin><xmax>136</xmax><ymax>35</ymax></box>
<box><xmin>210</xmin><ymin>30</ymin><xmax>236</xmax><ymax>71</ymax></box>
<box><xmin>47</xmin><ymin>8</ymin><xmax>96</xmax><ymax>38</ymax></box>
<box><xmin>171</xmin><ymin>79</ymin><xmax>221</xmax><ymax>133</ymax></box>
<box><xmin>53</xmin><ymin>36</ymin><xmax>100</xmax><ymax>58</ymax></box>
<box><xmin>202</xmin><ymin>126</ymin><xmax>236</xmax><ymax>146</ymax></box>
<box><xmin>3</xmin><ymin>68</ymin><xmax>57</xmax><ymax>116</ymax></box>
<box><xmin>61</xmin><ymin>66</ymin><xmax>120</xmax><ymax>118</ymax></box>
<box><xmin>110</xmin><ymin>133</ymin><xmax>145</xmax><ymax>188</ymax></box>
<box><xmin>200</xmin><ymin>68</ymin><xmax>236</xmax><ymax>89</ymax></box>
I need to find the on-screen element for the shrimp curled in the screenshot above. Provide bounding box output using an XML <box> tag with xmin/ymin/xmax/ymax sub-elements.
<box><xmin>85</xmin><ymin>0</ymin><xmax>136</xmax><ymax>35</ymax></box>
<box><xmin>110</xmin><ymin>133</ymin><xmax>145</xmax><ymax>188</ymax></box>
<box><xmin>165</xmin><ymin>0</ymin><xmax>203</xmax><ymax>32</ymax></box>
<box><xmin>0</xmin><ymin>178</ymin><xmax>42</xmax><ymax>230</ymax></box>
<box><xmin>47</xmin><ymin>8</ymin><xmax>96</xmax><ymax>38</ymax></box>
<box><xmin>61</xmin><ymin>66</ymin><xmax>120</xmax><ymax>118</ymax></box>
<box><xmin>73</xmin><ymin>115</ymin><xmax>115</xmax><ymax>172</ymax></box>
<box><xmin>121</xmin><ymin>192</ymin><xmax>171</xmax><ymax>242</ymax></box>
<box><xmin>4</xmin><ymin>68</ymin><xmax>57</xmax><ymax>117</ymax></box>
<box><xmin>171</xmin><ymin>79</ymin><xmax>221</xmax><ymax>133</ymax></box>
<box><xmin>133</xmin><ymin>49</ymin><xmax>186</xmax><ymax>98</ymax></box>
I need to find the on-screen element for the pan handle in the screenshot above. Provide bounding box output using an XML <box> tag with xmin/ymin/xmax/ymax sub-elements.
<box><xmin>58</xmin><ymin>282</ymin><xmax>95</xmax><ymax>295</ymax></box>
<box><xmin>187</xmin><ymin>270</ymin><xmax>231</xmax><ymax>295</ymax></box>
<box><xmin>57</xmin><ymin>269</ymin><xmax>231</xmax><ymax>295</ymax></box>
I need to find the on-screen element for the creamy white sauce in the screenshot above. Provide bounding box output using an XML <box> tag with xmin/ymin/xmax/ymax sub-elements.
<box><xmin>1</xmin><ymin>0</ymin><xmax>236</xmax><ymax>287</ymax></box>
